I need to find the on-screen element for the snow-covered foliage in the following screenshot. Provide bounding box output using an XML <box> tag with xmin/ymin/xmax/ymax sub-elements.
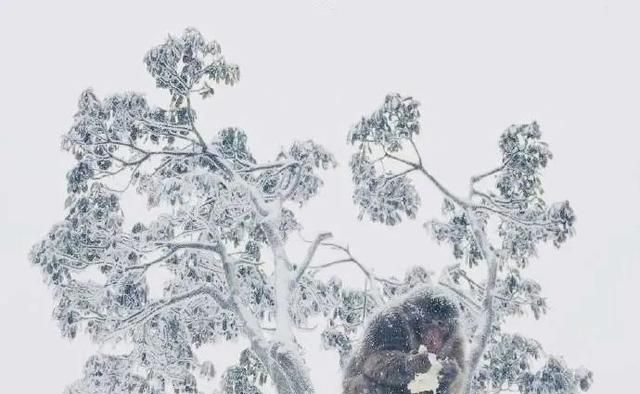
<box><xmin>474</xmin><ymin>333</ymin><xmax>593</xmax><ymax>394</ymax></box>
<box><xmin>30</xmin><ymin>28</ymin><xmax>356</xmax><ymax>394</ymax></box>
<box><xmin>346</xmin><ymin>94</ymin><xmax>592</xmax><ymax>394</ymax></box>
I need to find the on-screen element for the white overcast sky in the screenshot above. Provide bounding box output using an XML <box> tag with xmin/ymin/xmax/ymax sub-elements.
<box><xmin>0</xmin><ymin>1</ymin><xmax>638</xmax><ymax>393</ymax></box>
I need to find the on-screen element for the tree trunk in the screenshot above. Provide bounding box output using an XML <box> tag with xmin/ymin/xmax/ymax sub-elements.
<box><xmin>460</xmin><ymin>210</ymin><xmax>499</xmax><ymax>394</ymax></box>
<box><xmin>252</xmin><ymin>340</ymin><xmax>315</xmax><ymax>394</ymax></box>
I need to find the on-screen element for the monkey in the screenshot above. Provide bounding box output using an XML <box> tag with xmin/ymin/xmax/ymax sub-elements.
<box><xmin>342</xmin><ymin>285</ymin><xmax>466</xmax><ymax>394</ymax></box>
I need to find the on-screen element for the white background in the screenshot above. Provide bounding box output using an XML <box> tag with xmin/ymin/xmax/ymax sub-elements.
<box><xmin>0</xmin><ymin>1</ymin><xmax>638</xmax><ymax>393</ymax></box>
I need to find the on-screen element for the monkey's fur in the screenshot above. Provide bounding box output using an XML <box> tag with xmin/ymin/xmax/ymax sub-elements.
<box><xmin>342</xmin><ymin>286</ymin><xmax>466</xmax><ymax>394</ymax></box>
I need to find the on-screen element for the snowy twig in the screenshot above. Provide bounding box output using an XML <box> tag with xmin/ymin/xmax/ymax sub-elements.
<box><xmin>292</xmin><ymin>232</ymin><xmax>333</xmax><ymax>285</ymax></box>
<box><xmin>437</xmin><ymin>281</ymin><xmax>482</xmax><ymax>313</ymax></box>
<box><xmin>383</xmin><ymin>150</ymin><xmax>470</xmax><ymax>208</ymax></box>
<box><xmin>185</xmin><ymin>96</ymin><xmax>208</xmax><ymax>150</ymax></box>
<box><xmin>124</xmin><ymin>248</ymin><xmax>178</xmax><ymax>273</ymax></box>
<box><xmin>312</xmin><ymin>241</ymin><xmax>386</xmax><ymax>303</ymax></box>
<box><xmin>111</xmin><ymin>286</ymin><xmax>230</xmax><ymax>338</ymax></box>
<box><xmin>470</xmin><ymin>163</ymin><xmax>506</xmax><ymax>185</ymax></box>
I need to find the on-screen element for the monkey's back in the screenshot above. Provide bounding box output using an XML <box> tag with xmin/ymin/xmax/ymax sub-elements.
<box><xmin>342</xmin><ymin>307</ymin><xmax>418</xmax><ymax>394</ymax></box>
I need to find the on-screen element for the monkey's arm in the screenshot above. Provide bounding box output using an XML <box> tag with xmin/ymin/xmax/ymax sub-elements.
<box><xmin>435</xmin><ymin>335</ymin><xmax>465</xmax><ymax>394</ymax></box>
<box><xmin>438</xmin><ymin>334</ymin><xmax>465</xmax><ymax>368</ymax></box>
<box><xmin>362</xmin><ymin>350</ymin><xmax>431</xmax><ymax>387</ymax></box>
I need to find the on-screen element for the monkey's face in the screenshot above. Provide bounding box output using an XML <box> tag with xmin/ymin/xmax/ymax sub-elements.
<box><xmin>419</xmin><ymin>319</ymin><xmax>451</xmax><ymax>354</ymax></box>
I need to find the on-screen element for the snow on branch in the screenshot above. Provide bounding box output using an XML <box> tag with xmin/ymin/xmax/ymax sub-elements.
<box><xmin>292</xmin><ymin>232</ymin><xmax>333</xmax><ymax>285</ymax></box>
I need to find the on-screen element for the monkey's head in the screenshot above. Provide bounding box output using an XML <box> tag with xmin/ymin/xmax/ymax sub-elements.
<box><xmin>401</xmin><ymin>288</ymin><xmax>460</xmax><ymax>355</ymax></box>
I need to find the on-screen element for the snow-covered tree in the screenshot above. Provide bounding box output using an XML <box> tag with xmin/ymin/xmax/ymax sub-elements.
<box><xmin>29</xmin><ymin>28</ymin><xmax>357</xmax><ymax>394</ymax></box>
<box><xmin>30</xmin><ymin>28</ymin><xmax>593</xmax><ymax>394</ymax></box>
<box><xmin>345</xmin><ymin>93</ymin><xmax>593</xmax><ymax>394</ymax></box>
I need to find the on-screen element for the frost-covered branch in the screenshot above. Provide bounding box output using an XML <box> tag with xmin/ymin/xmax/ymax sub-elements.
<box><xmin>292</xmin><ymin>232</ymin><xmax>333</xmax><ymax>285</ymax></box>
<box><xmin>112</xmin><ymin>285</ymin><xmax>230</xmax><ymax>336</ymax></box>
<box><xmin>123</xmin><ymin>248</ymin><xmax>177</xmax><ymax>272</ymax></box>
<box><xmin>312</xmin><ymin>241</ymin><xmax>387</xmax><ymax>303</ymax></box>
<box><xmin>185</xmin><ymin>96</ymin><xmax>208</xmax><ymax>149</ymax></box>
<box><xmin>384</xmin><ymin>150</ymin><xmax>470</xmax><ymax>208</ymax></box>
<box><xmin>470</xmin><ymin>162</ymin><xmax>508</xmax><ymax>185</ymax></box>
<box><xmin>462</xmin><ymin>209</ymin><xmax>499</xmax><ymax>393</ymax></box>
<box><xmin>217</xmin><ymin>243</ymin><xmax>266</xmax><ymax>343</ymax></box>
